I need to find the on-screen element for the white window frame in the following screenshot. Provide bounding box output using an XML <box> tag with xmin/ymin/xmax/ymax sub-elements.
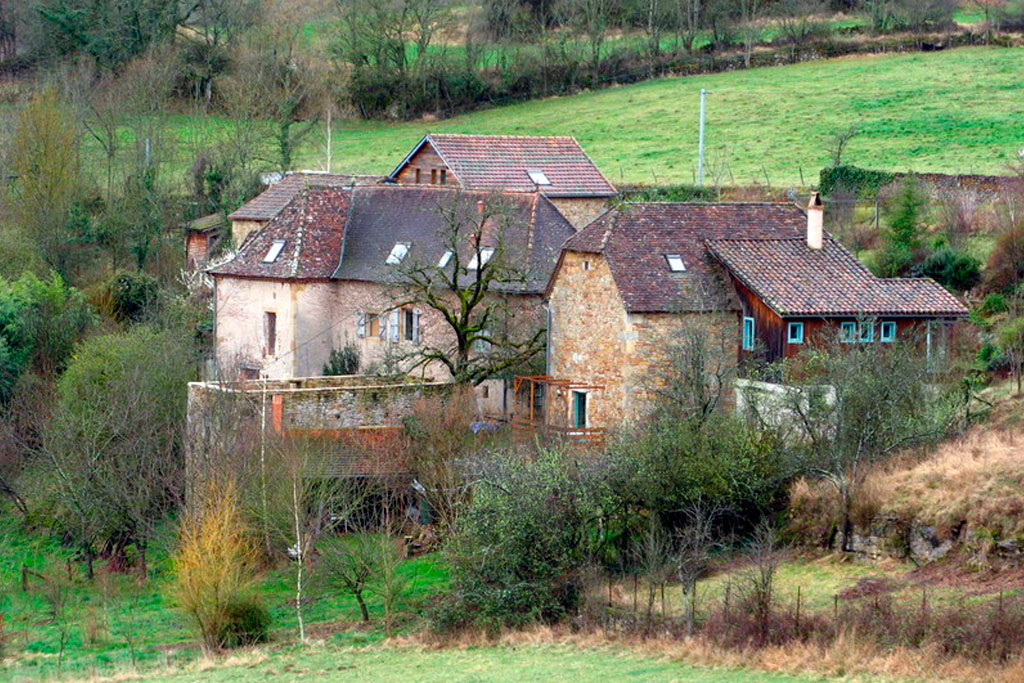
<box><xmin>389</xmin><ymin>309</ymin><xmax>399</xmax><ymax>342</ymax></box>
<box><xmin>385</xmin><ymin>243</ymin><xmax>409</xmax><ymax>265</ymax></box>
<box><xmin>527</xmin><ymin>169</ymin><xmax>551</xmax><ymax>186</ymax></box>
<box><xmin>357</xmin><ymin>312</ymin><xmax>366</xmax><ymax>338</ymax></box>
<box><xmin>665</xmin><ymin>254</ymin><xmax>685</xmax><ymax>272</ymax></box>
<box><xmin>467</xmin><ymin>247</ymin><xmax>495</xmax><ymax>270</ymax></box>
<box><xmin>262</xmin><ymin>240</ymin><xmax>286</xmax><ymax>263</ymax></box>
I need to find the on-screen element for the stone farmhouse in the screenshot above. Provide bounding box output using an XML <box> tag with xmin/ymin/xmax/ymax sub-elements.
<box><xmin>207</xmin><ymin>134</ymin><xmax>969</xmax><ymax>434</ymax></box>
<box><xmin>539</xmin><ymin>194</ymin><xmax>968</xmax><ymax>432</ymax></box>
<box><xmin>208</xmin><ymin>135</ymin><xmax>612</xmax><ymax>416</ymax></box>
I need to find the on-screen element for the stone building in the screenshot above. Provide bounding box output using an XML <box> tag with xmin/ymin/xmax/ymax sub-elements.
<box><xmin>209</xmin><ymin>182</ymin><xmax>576</xmax><ymax>416</ymax></box>
<box><xmin>540</xmin><ymin>198</ymin><xmax>967</xmax><ymax>432</ymax></box>
<box><xmin>388</xmin><ymin>134</ymin><xmax>616</xmax><ymax>229</ymax></box>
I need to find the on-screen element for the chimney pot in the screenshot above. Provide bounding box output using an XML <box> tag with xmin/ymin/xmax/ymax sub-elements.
<box><xmin>807</xmin><ymin>191</ymin><xmax>824</xmax><ymax>250</ymax></box>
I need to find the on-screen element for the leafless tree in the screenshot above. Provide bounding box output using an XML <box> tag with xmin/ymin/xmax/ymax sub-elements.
<box><xmin>387</xmin><ymin>191</ymin><xmax>546</xmax><ymax>385</ymax></box>
<box><xmin>558</xmin><ymin>0</ymin><xmax>615</xmax><ymax>68</ymax></box>
<box><xmin>738</xmin><ymin>0</ymin><xmax>765</xmax><ymax>67</ymax></box>
<box><xmin>676</xmin><ymin>502</ymin><xmax>722</xmax><ymax>635</ymax></box>
<box><xmin>741</xmin><ymin>519</ymin><xmax>779</xmax><ymax>645</ymax></box>
<box><xmin>827</xmin><ymin>125</ymin><xmax>861</xmax><ymax>167</ymax></box>
<box><xmin>775</xmin><ymin>0</ymin><xmax>826</xmax><ymax>54</ymax></box>
<box><xmin>630</xmin><ymin>517</ymin><xmax>675</xmax><ymax>631</ymax></box>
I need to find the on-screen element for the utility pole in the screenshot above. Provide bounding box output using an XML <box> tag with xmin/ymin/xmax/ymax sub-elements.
<box><xmin>697</xmin><ymin>88</ymin><xmax>709</xmax><ymax>186</ymax></box>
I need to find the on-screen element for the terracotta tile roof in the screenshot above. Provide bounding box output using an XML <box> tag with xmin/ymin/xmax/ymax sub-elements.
<box><xmin>227</xmin><ymin>172</ymin><xmax>382</xmax><ymax>221</ymax></box>
<box><xmin>333</xmin><ymin>186</ymin><xmax>576</xmax><ymax>293</ymax></box>
<box><xmin>392</xmin><ymin>134</ymin><xmax>617</xmax><ymax>197</ymax></box>
<box><xmin>705</xmin><ymin>237</ymin><xmax>968</xmax><ymax>317</ymax></box>
<box><xmin>212</xmin><ymin>185</ymin><xmax>576</xmax><ymax>294</ymax></box>
<box><xmin>211</xmin><ymin>186</ymin><xmax>351</xmax><ymax>279</ymax></box>
<box><xmin>562</xmin><ymin>202</ymin><xmax>807</xmax><ymax>312</ymax></box>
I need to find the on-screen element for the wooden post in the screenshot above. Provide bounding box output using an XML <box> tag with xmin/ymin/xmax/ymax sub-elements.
<box><xmin>21</xmin><ymin>565</ymin><xmax>28</xmax><ymax>592</ymax></box>
<box><xmin>796</xmin><ymin>585</ymin><xmax>801</xmax><ymax>630</ymax></box>
<box><xmin>833</xmin><ymin>594</ymin><xmax>838</xmax><ymax>621</ymax></box>
<box><xmin>633</xmin><ymin>575</ymin><xmax>638</xmax><ymax>612</ymax></box>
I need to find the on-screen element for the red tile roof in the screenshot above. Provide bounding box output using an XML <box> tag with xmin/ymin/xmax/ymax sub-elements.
<box><xmin>391</xmin><ymin>135</ymin><xmax>616</xmax><ymax>197</ymax></box>
<box><xmin>705</xmin><ymin>237</ymin><xmax>968</xmax><ymax>317</ymax></box>
<box><xmin>212</xmin><ymin>186</ymin><xmax>351</xmax><ymax>279</ymax></box>
<box><xmin>227</xmin><ymin>173</ymin><xmax>382</xmax><ymax>221</ymax></box>
<box><xmin>562</xmin><ymin>202</ymin><xmax>807</xmax><ymax>312</ymax></box>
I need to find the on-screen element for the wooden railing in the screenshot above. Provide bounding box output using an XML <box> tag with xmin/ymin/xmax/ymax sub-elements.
<box><xmin>511</xmin><ymin>419</ymin><xmax>605</xmax><ymax>449</ymax></box>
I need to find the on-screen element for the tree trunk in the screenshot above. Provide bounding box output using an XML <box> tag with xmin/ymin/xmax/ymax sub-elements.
<box><xmin>840</xmin><ymin>489</ymin><xmax>854</xmax><ymax>552</ymax></box>
<box><xmin>355</xmin><ymin>590</ymin><xmax>370</xmax><ymax>622</ymax></box>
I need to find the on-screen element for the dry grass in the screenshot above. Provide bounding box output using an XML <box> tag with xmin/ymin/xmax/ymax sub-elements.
<box><xmin>413</xmin><ymin>623</ymin><xmax>1024</xmax><ymax>683</ymax></box>
<box><xmin>873</xmin><ymin>418</ymin><xmax>1024</xmax><ymax>540</ymax></box>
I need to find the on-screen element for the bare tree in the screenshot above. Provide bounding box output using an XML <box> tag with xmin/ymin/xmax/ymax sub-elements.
<box><xmin>741</xmin><ymin>519</ymin><xmax>779</xmax><ymax>645</ymax></box>
<box><xmin>558</xmin><ymin>0</ymin><xmax>616</xmax><ymax>68</ymax></box>
<box><xmin>387</xmin><ymin>192</ymin><xmax>546</xmax><ymax>385</ymax></box>
<box><xmin>775</xmin><ymin>0</ymin><xmax>826</xmax><ymax>54</ymax></box>
<box><xmin>676</xmin><ymin>502</ymin><xmax>722</xmax><ymax>635</ymax></box>
<box><xmin>827</xmin><ymin>125</ymin><xmax>861</xmax><ymax>167</ymax></box>
<box><xmin>738</xmin><ymin>0</ymin><xmax>765</xmax><ymax>67</ymax></box>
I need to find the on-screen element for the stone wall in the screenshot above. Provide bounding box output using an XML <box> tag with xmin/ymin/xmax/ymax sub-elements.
<box><xmin>548</xmin><ymin>250</ymin><xmax>738</xmax><ymax>428</ymax></box>
<box><xmin>231</xmin><ymin>219</ymin><xmax>265</xmax><ymax>247</ymax></box>
<box><xmin>548</xmin><ymin>197</ymin><xmax>609</xmax><ymax>230</ymax></box>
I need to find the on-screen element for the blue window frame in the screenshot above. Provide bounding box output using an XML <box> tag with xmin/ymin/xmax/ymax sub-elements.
<box><xmin>880</xmin><ymin>321</ymin><xmax>896</xmax><ymax>343</ymax></box>
<box><xmin>858</xmin><ymin>322</ymin><xmax>875</xmax><ymax>343</ymax></box>
<box><xmin>742</xmin><ymin>317</ymin><xmax>755</xmax><ymax>351</ymax></box>
<box><xmin>787</xmin><ymin>322</ymin><xmax>804</xmax><ymax>344</ymax></box>
<box><xmin>840</xmin><ymin>321</ymin><xmax>856</xmax><ymax>343</ymax></box>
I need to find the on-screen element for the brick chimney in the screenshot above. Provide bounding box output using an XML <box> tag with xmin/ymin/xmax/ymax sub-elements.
<box><xmin>807</xmin><ymin>191</ymin><xmax>824</xmax><ymax>250</ymax></box>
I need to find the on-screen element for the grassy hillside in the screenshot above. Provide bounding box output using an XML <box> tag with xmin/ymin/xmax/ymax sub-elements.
<box><xmin>153</xmin><ymin>46</ymin><xmax>1024</xmax><ymax>189</ymax></box>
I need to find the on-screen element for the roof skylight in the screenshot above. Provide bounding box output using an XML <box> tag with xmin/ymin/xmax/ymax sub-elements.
<box><xmin>386</xmin><ymin>243</ymin><xmax>410</xmax><ymax>265</ymax></box>
<box><xmin>438</xmin><ymin>250</ymin><xmax>453</xmax><ymax>268</ymax></box>
<box><xmin>665</xmin><ymin>254</ymin><xmax>685</xmax><ymax>272</ymax></box>
<box><xmin>262</xmin><ymin>240</ymin><xmax>286</xmax><ymax>263</ymax></box>
<box><xmin>468</xmin><ymin>247</ymin><xmax>495</xmax><ymax>270</ymax></box>
<box><xmin>526</xmin><ymin>169</ymin><xmax>551</xmax><ymax>186</ymax></box>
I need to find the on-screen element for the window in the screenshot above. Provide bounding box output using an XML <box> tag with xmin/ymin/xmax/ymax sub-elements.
<box><xmin>840</xmin><ymin>321</ymin><xmax>856</xmax><ymax>343</ymax></box>
<box><xmin>572</xmin><ymin>390</ymin><xmax>588</xmax><ymax>429</ymax></box>
<box><xmin>369</xmin><ymin>315</ymin><xmax>381</xmax><ymax>338</ymax></box>
<box><xmin>742</xmin><ymin>316</ymin><xmax>755</xmax><ymax>351</ymax></box>
<box><xmin>467</xmin><ymin>247</ymin><xmax>495</xmax><ymax>269</ymax></box>
<box><xmin>665</xmin><ymin>254</ymin><xmax>685</xmax><ymax>272</ymax></box>
<box><xmin>880</xmin><ymin>321</ymin><xmax>896</xmax><ymax>343</ymax></box>
<box><xmin>582</xmin><ymin>260</ymin><xmax>591</xmax><ymax>271</ymax></box>
<box><xmin>430</xmin><ymin>169</ymin><xmax>437</xmax><ymax>184</ymax></box>
<box><xmin>389</xmin><ymin>309</ymin><xmax>399</xmax><ymax>342</ymax></box>
<box><xmin>858</xmin><ymin>322</ymin><xmax>875</xmax><ymax>343</ymax></box>
<box><xmin>264</xmin><ymin>312</ymin><xmax>276</xmax><ymax>356</ymax></box>
<box><xmin>385</xmin><ymin>243</ymin><xmax>409</xmax><ymax>265</ymax></box>
<box><xmin>440</xmin><ymin>169</ymin><xmax>447</xmax><ymax>184</ymax></box>
<box><xmin>438</xmin><ymin>250</ymin><xmax>453</xmax><ymax>268</ymax></box>
<box><xmin>414</xmin><ymin>168</ymin><xmax>421</xmax><ymax>184</ymax></box>
<box><xmin>262</xmin><ymin>240</ymin><xmax>286</xmax><ymax>263</ymax></box>
<box><xmin>403</xmin><ymin>308</ymin><xmax>419</xmax><ymax>343</ymax></box>
<box><xmin>357</xmin><ymin>312</ymin><xmax>366</xmax><ymax>338</ymax></box>
<box><xmin>527</xmin><ymin>169</ymin><xmax>551</xmax><ymax>186</ymax></box>
<box><xmin>474</xmin><ymin>328</ymin><xmax>492</xmax><ymax>353</ymax></box>
<box><xmin>787</xmin><ymin>322</ymin><xmax>804</xmax><ymax>344</ymax></box>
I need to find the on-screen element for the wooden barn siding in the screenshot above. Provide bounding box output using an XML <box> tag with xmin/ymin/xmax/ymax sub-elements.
<box><xmin>394</xmin><ymin>143</ymin><xmax>452</xmax><ymax>185</ymax></box>
<box><xmin>732</xmin><ymin>278</ymin><xmax>785</xmax><ymax>362</ymax></box>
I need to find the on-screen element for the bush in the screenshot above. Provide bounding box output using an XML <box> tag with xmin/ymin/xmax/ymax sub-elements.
<box><xmin>174</xmin><ymin>478</ymin><xmax>262</xmax><ymax>651</ymax></box>
<box><xmin>323</xmin><ymin>344</ymin><xmax>360</xmax><ymax>376</ymax></box>
<box><xmin>818</xmin><ymin>165</ymin><xmax>895</xmax><ymax>198</ymax></box>
<box><xmin>434</xmin><ymin>450</ymin><xmax>597</xmax><ymax>633</ymax></box>
<box><xmin>912</xmin><ymin>246</ymin><xmax>981</xmax><ymax>292</ymax></box>
<box><xmin>985</xmin><ymin>219</ymin><xmax>1024</xmax><ymax>294</ymax></box>
<box><xmin>110</xmin><ymin>271</ymin><xmax>160</xmax><ymax>323</ymax></box>
<box><xmin>217</xmin><ymin>597</ymin><xmax>270</xmax><ymax>648</ymax></box>
<box><xmin>978</xmin><ymin>293</ymin><xmax>1008</xmax><ymax>317</ymax></box>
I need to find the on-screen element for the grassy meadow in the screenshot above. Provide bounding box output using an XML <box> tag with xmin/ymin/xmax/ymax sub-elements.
<box><xmin>134</xmin><ymin>46</ymin><xmax>1024</xmax><ymax>190</ymax></box>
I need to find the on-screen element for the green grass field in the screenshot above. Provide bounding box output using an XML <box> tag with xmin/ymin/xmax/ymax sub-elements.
<box><xmin>140</xmin><ymin>46</ymin><xmax>1024</xmax><ymax>190</ymax></box>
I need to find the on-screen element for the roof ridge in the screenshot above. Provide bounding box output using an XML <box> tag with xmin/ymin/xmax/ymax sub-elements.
<box><xmin>624</xmin><ymin>201</ymin><xmax>797</xmax><ymax>206</ymax></box>
<box><xmin>429</xmin><ymin>133</ymin><xmax>577</xmax><ymax>141</ymax></box>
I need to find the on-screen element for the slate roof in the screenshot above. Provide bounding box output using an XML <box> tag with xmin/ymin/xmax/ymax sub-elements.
<box><xmin>391</xmin><ymin>134</ymin><xmax>617</xmax><ymax>197</ymax></box>
<box><xmin>562</xmin><ymin>202</ymin><xmax>807</xmax><ymax>312</ymax></box>
<box><xmin>211</xmin><ymin>187</ymin><xmax>351</xmax><ymax>280</ymax></box>
<box><xmin>213</xmin><ymin>185</ymin><xmax>576</xmax><ymax>294</ymax></box>
<box><xmin>332</xmin><ymin>186</ymin><xmax>576</xmax><ymax>293</ymax></box>
<box><xmin>227</xmin><ymin>172</ymin><xmax>382</xmax><ymax>221</ymax></box>
<box><xmin>705</xmin><ymin>237</ymin><xmax>968</xmax><ymax>317</ymax></box>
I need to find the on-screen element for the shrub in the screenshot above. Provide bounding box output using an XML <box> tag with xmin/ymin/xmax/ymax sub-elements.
<box><xmin>818</xmin><ymin>165</ymin><xmax>895</xmax><ymax>198</ymax></box>
<box><xmin>109</xmin><ymin>271</ymin><xmax>160</xmax><ymax>323</ymax></box>
<box><xmin>912</xmin><ymin>246</ymin><xmax>981</xmax><ymax>292</ymax></box>
<box><xmin>323</xmin><ymin>344</ymin><xmax>360</xmax><ymax>376</ymax></box>
<box><xmin>217</xmin><ymin>597</ymin><xmax>271</xmax><ymax>648</ymax></box>
<box><xmin>434</xmin><ymin>450</ymin><xmax>597</xmax><ymax>633</ymax></box>
<box><xmin>979</xmin><ymin>293</ymin><xmax>1008</xmax><ymax>317</ymax></box>
<box><xmin>985</xmin><ymin>219</ymin><xmax>1024</xmax><ymax>293</ymax></box>
<box><xmin>174</xmin><ymin>478</ymin><xmax>262</xmax><ymax>652</ymax></box>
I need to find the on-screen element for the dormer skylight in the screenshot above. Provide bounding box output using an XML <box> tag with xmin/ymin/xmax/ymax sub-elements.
<box><xmin>262</xmin><ymin>240</ymin><xmax>286</xmax><ymax>263</ymax></box>
<box><xmin>386</xmin><ymin>243</ymin><xmax>410</xmax><ymax>265</ymax></box>
<box><xmin>438</xmin><ymin>250</ymin><xmax>453</xmax><ymax>268</ymax></box>
<box><xmin>526</xmin><ymin>169</ymin><xmax>551</xmax><ymax>186</ymax></box>
<box><xmin>665</xmin><ymin>254</ymin><xmax>685</xmax><ymax>272</ymax></box>
<box><xmin>468</xmin><ymin>247</ymin><xmax>495</xmax><ymax>270</ymax></box>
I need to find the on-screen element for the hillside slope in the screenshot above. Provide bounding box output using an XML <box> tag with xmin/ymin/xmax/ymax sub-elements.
<box><xmin>274</xmin><ymin>46</ymin><xmax>1024</xmax><ymax>187</ymax></box>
